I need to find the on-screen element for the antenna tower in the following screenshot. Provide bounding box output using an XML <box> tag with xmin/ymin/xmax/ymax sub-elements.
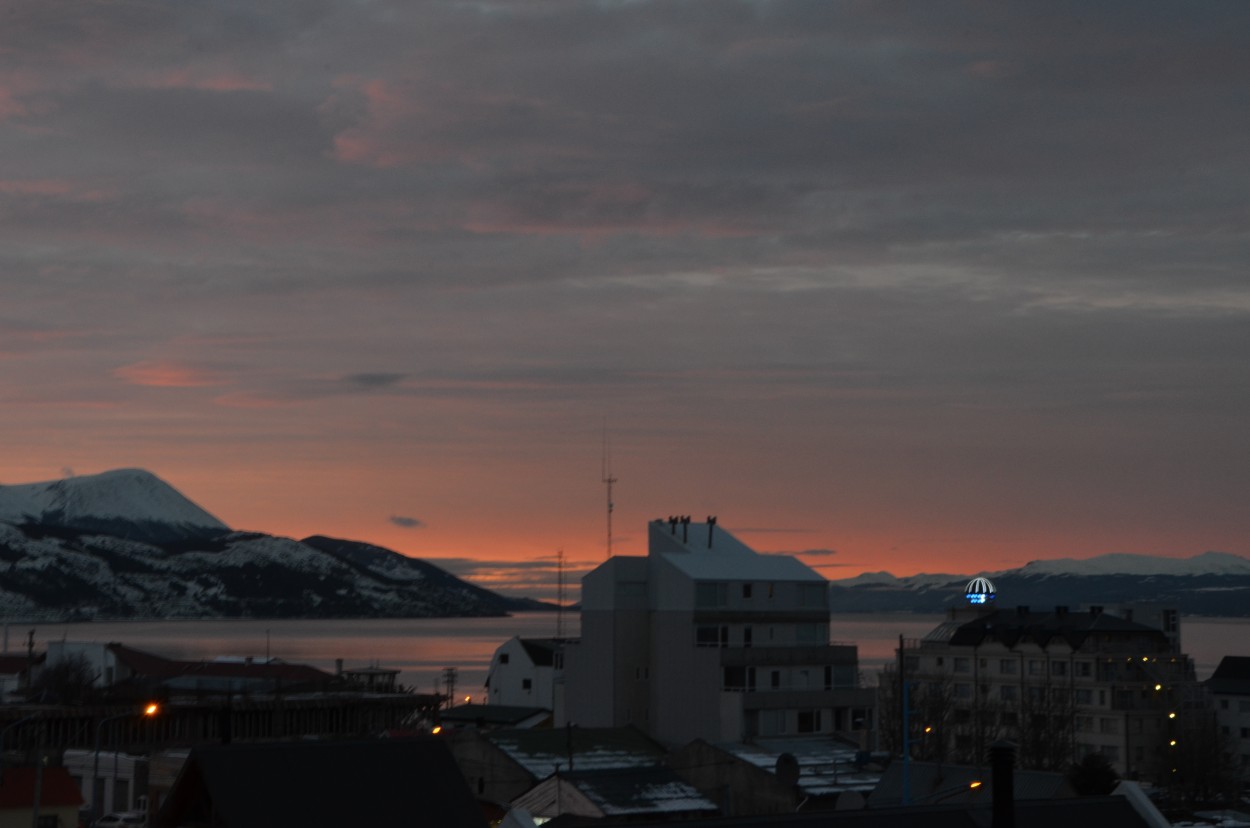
<box><xmin>601</xmin><ymin>425</ymin><xmax>617</xmax><ymax>558</ymax></box>
<box><xmin>556</xmin><ymin>549</ymin><xmax>565</xmax><ymax>639</ymax></box>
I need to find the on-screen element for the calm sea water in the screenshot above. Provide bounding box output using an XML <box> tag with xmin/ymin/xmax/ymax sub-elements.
<box><xmin>10</xmin><ymin>613</ymin><xmax>1243</xmax><ymax>697</ymax></box>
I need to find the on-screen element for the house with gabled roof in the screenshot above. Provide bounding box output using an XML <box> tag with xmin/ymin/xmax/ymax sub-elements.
<box><xmin>155</xmin><ymin>737</ymin><xmax>485</xmax><ymax>828</ymax></box>
<box><xmin>509</xmin><ymin>765</ymin><xmax>718</xmax><ymax>824</ymax></box>
<box><xmin>486</xmin><ymin>637</ymin><xmax>567</xmax><ymax>710</ymax></box>
<box><xmin>449</xmin><ymin>725</ymin><xmax>668</xmax><ymax>809</ymax></box>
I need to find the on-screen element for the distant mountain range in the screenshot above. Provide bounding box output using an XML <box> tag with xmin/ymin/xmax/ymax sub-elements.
<box><xmin>829</xmin><ymin>551</ymin><xmax>1250</xmax><ymax>616</ymax></box>
<box><xmin>0</xmin><ymin>469</ymin><xmax>546</xmax><ymax>621</ymax></box>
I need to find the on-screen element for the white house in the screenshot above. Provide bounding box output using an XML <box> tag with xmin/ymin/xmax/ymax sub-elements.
<box><xmin>561</xmin><ymin>517</ymin><xmax>874</xmax><ymax>746</ymax></box>
<box><xmin>485</xmin><ymin>637</ymin><xmax>564</xmax><ymax>710</ymax></box>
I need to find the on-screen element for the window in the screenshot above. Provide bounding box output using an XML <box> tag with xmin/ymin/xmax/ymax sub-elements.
<box><xmin>744</xmin><ymin>626</ymin><xmax>753</xmax><ymax>648</ymax></box>
<box><xmin>522</xmin><ymin>678</ymin><xmax>532</xmax><ymax>690</ymax></box>
<box><xmin>1240</xmin><ymin>701</ymin><xmax>1250</xmax><ymax>713</ymax></box>
<box><xmin>498</xmin><ymin>653</ymin><xmax>509</xmax><ymax>664</ymax></box>
<box><xmin>1074</xmin><ymin>661</ymin><xmax>1091</xmax><ymax>677</ymax></box>
<box><xmin>724</xmin><ymin>667</ymin><xmax>747</xmax><ymax>690</ymax></box>
<box><xmin>742</xmin><ymin>583</ymin><xmax>753</xmax><ymax>599</ymax></box>
<box><xmin>799</xmin><ymin>583</ymin><xmax>826</xmax><ymax>608</ymax></box>
<box><xmin>953</xmin><ymin>658</ymin><xmax>970</xmax><ymax>674</ymax></box>
<box><xmin>695</xmin><ymin>582</ymin><xmax>728</xmax><ymax>607</ymax></box>
<box><xmin>771</xmin><ymin>671</ymin><xmax>781</xmax><ymax>689</ymax></box>
<box><xmin>796</xmin><ymin>623</ymin><xmax>825</xmax><ymax>644</ymax></box>
<box><xmin>796</xmin><ymin>710</ymin><xmax>822</xmax><ymax>733</ymax></box>
<box><xmin>696</xmin><ymin>626</ymin><xmax>720</xmax><ymax>647</ymax></box>
<box><xmin>1028</xmin><ymin>660</ymin><xmax>1044</xmax><ymax>676</ymax></box>
<box><xmin>1000</xmin><ymin>659</ymin><xmax>1017</xmax><ymax>675</ymax></box>
<box><xmin>1051</xmin><ymin>661</ymin><xmax>1067</xmax><ymax>677</ymax></box>
<box><xmin>1100</xmin><ymin>718</ymin><xmax>1119</xmax><ymax>734</ymax></box>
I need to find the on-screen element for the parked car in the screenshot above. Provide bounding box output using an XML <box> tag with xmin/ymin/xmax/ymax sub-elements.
<box><xmin>92</xmin><ymin>812</ymin><xmax>146</xmax><ymax>828</ymax></box>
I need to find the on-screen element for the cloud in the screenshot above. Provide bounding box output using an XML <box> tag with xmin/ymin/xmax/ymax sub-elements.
<box><xmin>113</xmin><ymin>360</ymin><xmax>228</xmax><ymax>388</ymax></box>
<box><xmin>389</xmin><ymin>515</ymin><xmax>424</xmax><ymax>529</ymax></box>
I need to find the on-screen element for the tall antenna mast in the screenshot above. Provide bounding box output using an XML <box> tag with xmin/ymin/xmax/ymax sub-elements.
<box><xmin>601</xmin><ymin>423</ymin><xmax>617</xmax><ymax>558</ymax></box>
<box><xmin>555</xmin><ymin>548</ymin><xmax>565</xmax><ymax>639</ymax></box>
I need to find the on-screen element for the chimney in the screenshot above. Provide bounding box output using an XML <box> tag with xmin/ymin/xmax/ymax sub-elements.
<box><xmin>990</xmin><ymin>740</ymin><xmax>1016</xmax><ymax>828</ymax></box>
<box><xmin>707</xmin><ymin>516</ymin><xmax>717</xmax><ymax>548</ymax></box>
<box><xmin>336</xmin><ymin>658</ymin><xmax>344</xmax><ymax>676</ymax></box>
<box><xmin>681</xmin><ymin>515</ymin><xmax>690</xmax><ymax>543</ymax></box>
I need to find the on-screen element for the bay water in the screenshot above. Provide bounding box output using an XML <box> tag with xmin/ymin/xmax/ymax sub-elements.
<box><xmin>12</xmin><ymin>613</ymin><xmax>1243</xmax><ymax>697</ymax></box>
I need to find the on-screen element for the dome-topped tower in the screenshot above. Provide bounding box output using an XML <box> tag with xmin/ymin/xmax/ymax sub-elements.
<box><xmin>965</xmin><ymin>576</ymin><xmax>996</xmax><ymax>606</ymax></box>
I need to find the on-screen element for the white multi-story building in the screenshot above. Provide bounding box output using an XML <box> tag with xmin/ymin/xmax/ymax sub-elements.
<box><xmin>561</xmin><ymin>517</ymin><xmax>874</xmax><ymax>746</ymax></box>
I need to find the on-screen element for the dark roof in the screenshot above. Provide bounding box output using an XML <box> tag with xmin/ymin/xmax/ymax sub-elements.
<box><xmin>156</xmin><ymin>738</ymin><xmax>485</xmax><ymax>828</ymax></box>
<box><xmin>870</xmin><ymin>761</ymin><xmax>1074</xmax><ymax>807</ymax></box>
<box><xmin>946</xmin><ymin>607</ymin><xmax>1169</xmax><ymax>651</ymax></box>
<box><xmin>1206</xmin><ymin>655</ymin><xmax>1250</xmax><ymax>694</ymax></box>
<box><xmin>487</xmin><ymin>726</ymin><xmax>667</xmax><ymax>778</ymax></box>
<box><xmin>549</xmin><ymin>796</ymin><xmax>1158</xmax><ymax>828</ymax></box>
<box><xmin>442</xmin><ymin>703</ymin><xmax>549</xmax><ymax>727</ymax></box>
<box><xmin>0</xmin><ymin>767</ymin><xmax>84</xmax><ymax>809</ymax></box>
<box><xmin>109</xmin><ymin>643</ymin><xmax>333</xmax><ymax>688</ymax></box>
<box><xmin>519</xmin><ymin>639</ymin><xmax>563</xmax><ymax>667</ymax></box>
<box><xmin>0</xmin><ymin>654</ymin><xmax>38</xmax><ymax>675</ymax></box>
<box><xmin>557</xmin><ymin>765</ymin><xmax>717</xmax><ymax>816</ymax></box>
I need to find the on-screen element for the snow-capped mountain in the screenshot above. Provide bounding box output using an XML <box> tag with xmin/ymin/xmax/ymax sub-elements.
<box><xmin>828</xmin><ymin>551</ymin><xmax>1250</xmax><ymax>616</ymax></box>
<box><xmin>0</xmin><ymin>469</ymin><xmax>543</xmax><ymax>621</ymax></box>
<box><xmin>0</xmin><ymin>468</ymin><xmax>227</xmax><ymax>544</ymax></box>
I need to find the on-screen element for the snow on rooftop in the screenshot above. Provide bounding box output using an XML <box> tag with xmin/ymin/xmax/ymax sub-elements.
<box><xmin>648</xmin><ymin>520</ymin><xmax>825</xmax><ymax>582</ymax></box>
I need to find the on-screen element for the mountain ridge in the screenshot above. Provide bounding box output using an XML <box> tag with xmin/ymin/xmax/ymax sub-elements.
<box><xmin>0</xmin><ymin>469</ymin><xmax>546</xmax><ymax>621</ymax></box>
<box><xmin>828</xmin><ymin>550</ymin><xmax>1250</xmax><ymax>616</ymax></box>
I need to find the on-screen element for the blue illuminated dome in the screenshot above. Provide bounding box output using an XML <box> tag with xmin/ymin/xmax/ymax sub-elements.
<box><xmin>965</xmin><ymin>576</ymin><xmax>996</xmax><ymax>605</ymax></box>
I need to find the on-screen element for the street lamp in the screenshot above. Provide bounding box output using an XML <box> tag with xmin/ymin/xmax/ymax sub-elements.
<box><xmin>91</xmin><ymin>704</ymin><xmax>160</xmax><ymax>823</ymax></box>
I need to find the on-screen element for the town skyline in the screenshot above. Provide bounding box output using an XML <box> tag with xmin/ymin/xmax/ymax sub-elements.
<box><xmin>4</xmin><ymin>2</ymin><xmax>1247</xmax><ymax>593</ymax></box>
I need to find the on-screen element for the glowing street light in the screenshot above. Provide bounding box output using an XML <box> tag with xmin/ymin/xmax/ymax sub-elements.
<box><xmin>92</xmin><ymin>703</ymin><xmax>161</xmax><ymax>823</ymax></box>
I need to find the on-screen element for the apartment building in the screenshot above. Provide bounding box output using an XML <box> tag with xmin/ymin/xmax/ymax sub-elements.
<box><xmin>561</xmin><ymin>517</ymin><xmax>874</xmax><ymax>746</ymax></box>
<box><xmin>894</xmin><ymin>581</ymin><xmax>1198</xmax><ymax>781</ymax></box>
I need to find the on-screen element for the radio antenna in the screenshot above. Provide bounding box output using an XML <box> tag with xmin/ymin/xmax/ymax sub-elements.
<box><xmin>556</xmin><ymin>548</ymin><xmax>565</xmax><ymax>639</ymax></box>
<box><xmin>601</xmin><ymin>422</ymin><xmax>617</xmax><ymax>558</ymax></box>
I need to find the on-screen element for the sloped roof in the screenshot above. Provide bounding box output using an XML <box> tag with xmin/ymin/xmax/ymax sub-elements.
<box><xmin>488</xmin><ymin>726</ymin><xmax>667</xmax><ymax>778</ymax></box>
<box><xmin>520</xmin><ymin>639</ymin><xmax>562</xmax><ymax>667</ymax></box>
<box><xmin>109</xmin><ymin>643</ymin><xmax>333</xmax><ymax>687</ymax></box>
<box><xmin>648</xmin><ymin>521</ymin><xmax>824</xmax><ymax>582</ymax></box>
<box><xmin>0</xmin><ymin>767</ymin><xmax>84</xmax><ymax>809</ymax></box>
<box><xmin>156</xmin><ymin>738</ymin><xmax>484</xmax><ymax>828</ymax></box>
<box><xmin>945</xmin><ymin>608</ymin><xmax>1168</xmax><ymax>651</ymax></box>
<box><xmin>720</xmin><ymin>737</ymin><xmax>879</xmax><ymax>796</ymax></box>
<box><xmin>870</xmin><ymin>760</ymin><xmax>1074</xmax><ymax>807</ymax></box>
<box><xmin>562</xmin><ymin>766</ymin><xmax>718</xmax><ymax>816</ymax></box>
<box><xmin>1206</xmin><ymin>655</ymin><xmax>1250</xmax><ymax>695</ymax></box>
<box><xmin>516</xmin><ymin>766</ymin><xmax>717</xmax><ymax>819</ymax></box>
<box><xmin>442</xmin><ymin>703</ymin><xmax>550</xmax><ymax>727</ymax></box>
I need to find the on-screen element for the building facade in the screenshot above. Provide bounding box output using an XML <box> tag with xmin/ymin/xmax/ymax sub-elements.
<box><xmin>561</xmin><ymin>518</ymin><xmax>874</xmax><ymax>746</ymax></box>
<box><xmin>890</xmin><ymin>587</ymin><xmax>1199</xmax><ymax>781</ymax></box>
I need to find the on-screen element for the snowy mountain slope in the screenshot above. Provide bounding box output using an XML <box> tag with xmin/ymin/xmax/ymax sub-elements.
<box><xmin>828</xmin><ymin>551</ymin><xmax>1250</xmax><ymax>616</ymax></box>
<box><xmin>0</xmin><ymin>469</ymin><xmax>228</xmax><ymax>544</ymax></box>
<box><xmin>0</xmin><ymin>469</ymin><xmax>543</xmax><ymax>621</ymax></box>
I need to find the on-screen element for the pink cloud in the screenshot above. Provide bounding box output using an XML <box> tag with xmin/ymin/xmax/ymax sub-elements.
<box><xmin>113</xmin><ymin>360</ymin><xmax>227</xmax><ymax>388</ymax></box>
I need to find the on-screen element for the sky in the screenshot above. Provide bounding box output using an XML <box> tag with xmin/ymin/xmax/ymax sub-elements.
<box><xmin>3</xmin><ymin>1</ymin><xmax>1248</xmax><ymax>601</ymax></box>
